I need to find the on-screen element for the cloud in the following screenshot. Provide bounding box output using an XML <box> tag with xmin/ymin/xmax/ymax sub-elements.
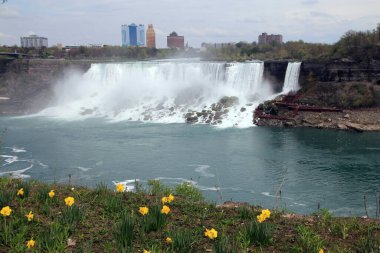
<box><xmin>310</xmin><ymin>11</ymin><xmax>334</xmax><ymax>19</ymax></box>
<box><xmin>302</xmin><ymin>0</ymin><xmax>319</xmax><ymax>5</ymax></box>
<box><xmin>0</xmin><ymin>6</ymin><xmax>20</xmax><ymax>18</ymax></box>
<box><xmin>0</xmin><ymin>32</ymin><xmax>13</xmax><ymax>39</ymax></box>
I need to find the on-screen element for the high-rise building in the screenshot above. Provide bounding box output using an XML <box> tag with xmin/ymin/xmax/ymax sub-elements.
<box><xmin>20</xmin><ymin>34</ymin><xmax>48</xmax><ymax>48</ymax></box>
<box><xmin>129</xmin><ymin>23</ymin><xmax>138</xmax><ymax>46</ymax></box>
<box><xmin>137</xmin><ymin>24</ymin><xmax>145</xmax><ymax>46</ymax></box>
<box><xmin>167</xmin><ymin>32</ymin><xmax>184</xmax><ymax>49</ymax></box>
<box><xmin>258</xmin><ymin>33</ymin><xmax>283</xmax><ymax>45</ymax></box>
<box><xmin>122</xmin><ymin>23</ymin><xmax>145</xmax><ymax>46</ymax></box>
<box><xmin>121</xmin><ymin>25</ymin><xmax>130</xmax><ymax>46</ymax></box>
<box><xmin>146</xmin><ymin>24</ymin><xmax>156</xmax><ymax>48</ymax></box>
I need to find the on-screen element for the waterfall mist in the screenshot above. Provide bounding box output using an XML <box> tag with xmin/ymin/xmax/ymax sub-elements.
<box><xmin>39</xmin><ymin>60</ymin><xmax>275</xmax><ymax>127</ymax></box>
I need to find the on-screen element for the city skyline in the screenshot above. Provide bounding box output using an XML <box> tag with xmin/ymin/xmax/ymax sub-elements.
<box><xmin>1</xmin><ymin>0</ymin><xmax>380</xmax><ymax>48</ymax></box>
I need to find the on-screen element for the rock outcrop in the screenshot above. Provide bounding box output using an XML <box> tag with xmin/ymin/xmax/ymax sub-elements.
<box><xmin>0</xmin><ymin>59</ymin><xmax>91</xmax><ymax>115</ymax></box>
<box><xmin>254</xmin><ymin>82</ymin><xmax>380</xmax><ymax>132</ymax></box>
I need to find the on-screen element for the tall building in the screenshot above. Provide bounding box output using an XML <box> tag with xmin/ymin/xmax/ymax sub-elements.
<box><xmin>146</xmin><ymin>24</ymin><xmax>156</xmax><ymax>48</ymax></box>
<box><xmin>258</xmin><ymin>33</ymin><xmax>283</xmax><ymax>45</ymax></box>
<box><xmin>122</xmin><ymin>23</ymin><xmax>145</xmax><ymax>46</ymax></box>
<box><xmin>129</xmin><ymin>23</ymin><xmax>138</xmax><ymax>46</ymax></box>
<box><xmin>137</xmin><ymin>24</ymin><xmax>145</xmax><ymax>46</ymax></box>
<box><xmin>121</xmin><ymin>25</ymin><xmax>130</xmax><ymax>46</ymax></box>
<box><xmin>167</xmin><ymin>32</ymin><xmax>184</xmax><ymax>49</ymax></box>
<box><xmin>20</xmin><ymin>34</ymin><xmax>48</xmax><ymax>48</ymax></box>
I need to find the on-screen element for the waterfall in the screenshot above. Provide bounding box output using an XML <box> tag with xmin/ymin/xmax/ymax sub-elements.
<box><xmin>39</xmin><ymin>60</ymin><xmax>274</xmax><ymax>127</ymax></box>
<box><xmin>282</xmin><ymin>62</ymin><xmax>302</xmax><ymax>94</ymax></box>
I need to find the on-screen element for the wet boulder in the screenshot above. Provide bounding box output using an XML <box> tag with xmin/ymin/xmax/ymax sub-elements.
<box><xmin>219</xmin><ymin>96</ymin><xmax>239</xmax><ymax>108</ymax></box>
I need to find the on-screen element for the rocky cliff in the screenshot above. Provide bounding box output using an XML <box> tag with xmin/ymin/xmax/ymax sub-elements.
<box><xmin>0</xmin><ymin>59</ymin><xmax>91</xmax><ymax>115</ymax></box>
<box><xmin>257</xmin><ymin>60</ymin><xmax>380</xmax><ymax>131</ymax></box>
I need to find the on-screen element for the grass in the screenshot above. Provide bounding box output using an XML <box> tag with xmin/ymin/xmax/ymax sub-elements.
<box><xmin>0</xmin><ymin>177</ymin><xmax>379</xmax><ymax>252</ymax></box>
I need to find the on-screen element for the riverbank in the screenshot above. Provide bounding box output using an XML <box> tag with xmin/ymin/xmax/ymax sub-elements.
<box><xmin>0</xmin><ymin>177</ymin><xmax>379</xmax><ymax>252</ymax></box>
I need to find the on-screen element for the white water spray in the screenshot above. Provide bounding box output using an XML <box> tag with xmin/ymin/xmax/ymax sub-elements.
<box><xmin>282</xmin><ymin>62</ymin><xmax>302</xmax><ymax>94</ymax></box>
<box><xmin>39</xmin><ymin>60</ymin><xmax>274</xmax><ymax>127</ymax></box>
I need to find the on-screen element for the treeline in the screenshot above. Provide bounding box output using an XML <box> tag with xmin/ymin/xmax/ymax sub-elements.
<box><xmin>0</xmin><ymin>45</ymin><xmax>199</xmax><ymax>60</ymax></box>
<box><xmin>201</xmin><ymin>24</ymin><xmax>380</xmax><ymax>62</ymax></box>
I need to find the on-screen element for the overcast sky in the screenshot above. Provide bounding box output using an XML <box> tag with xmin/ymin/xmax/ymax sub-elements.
<box><xmin>0</xmin><ymin>0</ymin><xmax>379</xmax><ymax>48</ymax></box>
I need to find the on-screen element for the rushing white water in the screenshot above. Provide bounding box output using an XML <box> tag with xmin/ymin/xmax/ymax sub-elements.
<box><xmin>282</xmin><ymin>62</ymin><xmax>302</xmax><ymax>94</ymax></box>
<box><xmin>39</xmin><ymin>60</ymin><xmax>274</xmax><ymax>128</ymax></box>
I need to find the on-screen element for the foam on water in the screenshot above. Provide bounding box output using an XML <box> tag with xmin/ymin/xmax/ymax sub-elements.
<box><xmin>191</xmin><ymin>164</ymin><xmax>215</xmax><ymax>178</ymax></box>
<box><xmin>38</xmin><ymin>61</ymin><xmax>274</xmax><ymax>128</ymax></box>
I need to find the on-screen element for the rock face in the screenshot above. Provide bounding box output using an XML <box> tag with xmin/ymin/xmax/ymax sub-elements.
<box><xmin>263</xmin><ymin>60</ymin><xmax>380</xmax><ymax>92</ymax></box>
<box><xmin>297</xmin><ymin>82</ymin><xmax>380</xmax><ymax>108</ymax></box>
<box><xmin>253</xmin><ymin>89</ymin><xmax>380</xmax><ymax>132</ymax></box>
<box><xmin>0</xmin><ymin>59</ymin><xmax>91</xmax><ymax>115</ymax></box>
<box><xmin>185</xmin><ymin>96</ymin><xmax>240</xmax><ymax>125</ymax></box>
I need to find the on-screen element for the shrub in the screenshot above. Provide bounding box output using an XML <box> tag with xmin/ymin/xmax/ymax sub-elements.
<box><xmin>147</xmin><ymin>179</ymin><xmax>172</xmax><ymax>196</ymax></box>
<box><xmin>175</xmin><ymin>182</ymin><xmax>203</xmax><ymax>202</ymax></box>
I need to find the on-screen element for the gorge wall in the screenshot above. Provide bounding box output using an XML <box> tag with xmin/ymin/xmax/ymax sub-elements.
<box><xmin>264</xmin><ymin>60</ymin><xmax>380</xmax><ymax>90</ymax></box>
<box><xmin>0</xmin><ymin>59</ymin><xmax>91</xmax><ymax>115</ymax></box>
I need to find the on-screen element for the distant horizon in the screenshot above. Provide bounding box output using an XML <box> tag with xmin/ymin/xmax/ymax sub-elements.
<box><xmin>1</xmin><ymin>0</ymin><xmax>380</xmax><ymax>48</ymax></box>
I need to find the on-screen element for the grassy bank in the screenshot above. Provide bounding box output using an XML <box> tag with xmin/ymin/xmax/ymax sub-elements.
<box><xmin>0</xmin><ymin>178</ymin><xmax>379</xmax><ymax>252</ymax></box>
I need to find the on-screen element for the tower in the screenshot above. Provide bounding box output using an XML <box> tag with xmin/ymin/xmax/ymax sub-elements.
<box><xmin>146</xmin><ymin>24</ymin><xmax>156</xmax><ymax>48</ymax></box>
<box><xmin>128</xmin><ymin>23</ymin><xmax>138</xmax><ymax>46</ymax></box>
<box><xmin>137</xmin><ymin>24</ymin><xmax>145</xmax><ymax>46</ymax></box>
<box><xmin>121</xmin><ymin>25</ymin><xmax>129</xmax><ymax>46</ymax></box>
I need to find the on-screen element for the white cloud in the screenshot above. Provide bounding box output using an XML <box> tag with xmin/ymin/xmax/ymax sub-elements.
<box><xmin>1</xmin><ymin>0</ymin><xmax>380</xmax><ymax>47</ymax></box>
<box><xmin>0</xmin><ymin>6</ymin><xmax>20</xmax><ymax>18</ymax></box>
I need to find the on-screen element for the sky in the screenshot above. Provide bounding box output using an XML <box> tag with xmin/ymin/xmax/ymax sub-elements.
<box><xmin>0</xmin><ymin>0</ymin><xmax>379</xmax><ymax>48</ymax></box>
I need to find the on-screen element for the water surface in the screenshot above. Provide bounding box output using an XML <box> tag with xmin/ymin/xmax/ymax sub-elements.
<box><xmin>1</xmin><ymin>116</ymin><xmax>379</xmax><ymax>216</ymax></box>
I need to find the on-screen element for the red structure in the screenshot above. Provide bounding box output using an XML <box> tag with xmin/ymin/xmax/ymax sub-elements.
<box><xmin>258</xmin><ymin>33</ymin><xmax>283</xmax><ymax>45</ymax></box>
<box><xmin>167</xmin><ymin>32</ymin><xmax>184</xmax><ymax>49</ymax></box>
<box><xmin>146</xmin><ymin>24</ymin><xmax>156</xmax><ymax>49</ymax></box>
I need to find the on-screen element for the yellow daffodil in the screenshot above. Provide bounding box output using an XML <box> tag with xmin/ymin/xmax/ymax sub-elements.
<box><xmin>161</xmin><ymin>205</ymin><xmax>170</xmax><ymax>215</ymax></box>
<box><xmin>143</xmin><ymin>250</ymin><xmax>151</xmax><ymax>253</ymax></box>
<box><xmin>161</xmin><ymin>196</ymin><xmax>168</xmax><ymax>204</ymax></box>
<box><xmin>139</xmin><ymin>206</ymin><xmax>149</xmax><ymax>216</ymax></box>
<box><xmin>17</xmin><ymin>188</ymin><xmax>24</xmax><ymax>196</ymax></box>
<box><xmin>319</xmin><ymin>249</ymin><xmax>324</xmax><ymax>253</ymax></box>
<box><xmin>26</xmin><ymin>239</ymin><xmax>35</xmax><ymax>249</ymax></box>
<box><xmin>261</xmin><ymin>209</ymin><xmax>271</xmax><ymax>219</ymax></box>
<box><xmin>116</xmin><ymin>183</ymin><xmax>124</xmax><ymax>193</ymax></box>
<box><xmin>25</xmin><ymin>211</ymin><xmax>34</xmax><ymax>221</ymax></box>
<box><xmin>64</xmin><ymin>196</ymin><xmax>75</xmax><ymax>207</ymax></box>
<box><xmin>0</xmin><ymin>206</ymin><xmax>12</xmax><ymax>217</ymax></box>
<box><xmin>165</xmin><ymin>237</ymin><xmax>173</xmax><ymax>244</ymax></box>
<box><xmin>204</xmin><ymin>228</ymin><xmax>218</xmax><ymax>239</ymax></box>
<box><xmin>257</xmin><ymin>214</ymin><xmax>266</xmax><ymax>223</ymax></box>
<box><xmin>48</xmin><ymin>190</ymin><xmax>55</xmax><ymax>198</ymax></box>
<box><xmin>168</xmin><ymin>193</ymin><xmax>175</xmax><ymax>203</ymax></box>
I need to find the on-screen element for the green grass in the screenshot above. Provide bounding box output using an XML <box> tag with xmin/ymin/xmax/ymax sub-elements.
<box><xmin>0</xmin><ymin>177</ymin><xmax>379</xmax><ymax>252</ymax></box>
